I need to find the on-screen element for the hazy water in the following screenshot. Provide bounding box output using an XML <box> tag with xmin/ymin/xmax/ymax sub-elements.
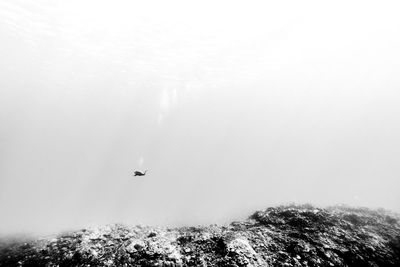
<box><xmin>1</xmin><ymin>0</ymin><xmax>400</xmax><ymax>235</ymax></box>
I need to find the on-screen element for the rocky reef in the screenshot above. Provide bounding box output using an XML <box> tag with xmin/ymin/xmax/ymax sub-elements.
<box><xmin>1</xmin><ymin>204</ymin><xmax>399</xmax><ymax>266</ymax></box>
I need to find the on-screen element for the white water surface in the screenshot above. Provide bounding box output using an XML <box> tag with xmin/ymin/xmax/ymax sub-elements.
<box><xmin>0</xmin><ymin>0</ymin><xmax>399</xmax><ymax>234</ymax></box>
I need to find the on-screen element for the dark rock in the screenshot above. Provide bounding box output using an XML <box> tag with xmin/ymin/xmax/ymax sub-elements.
<box><xmin>1</xmin><ymin>204</ymin><xmax>399</xmax><ymax>266</ymax></box>
<box><xmin>148</xmin><ymin>232</ymin><xmax>157</xmax><ymax>238</ymax></box>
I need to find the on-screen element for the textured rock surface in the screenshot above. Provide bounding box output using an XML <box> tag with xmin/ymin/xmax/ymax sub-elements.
<box><xmin>1</xmin><ymin>204</ymin><xmax>399</xmax><ymax>266</ymax></box>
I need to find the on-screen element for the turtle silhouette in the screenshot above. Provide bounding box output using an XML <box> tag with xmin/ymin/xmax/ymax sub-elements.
<box><xmin>133</xmin><ymin>170</ymin><xmax>148</xmax><ymax>176</ymax></box>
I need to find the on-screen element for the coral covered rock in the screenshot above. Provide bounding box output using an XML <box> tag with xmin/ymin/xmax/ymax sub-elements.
<box><xmin>1</xmin><ymin>205</ymin><xmax>399</xmax><ymax>266</ymax></box>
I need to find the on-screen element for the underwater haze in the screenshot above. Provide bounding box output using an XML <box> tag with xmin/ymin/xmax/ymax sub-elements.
<box><xmin>0</xmin><ymin>0</ymin><xmax>400</xmax><ymax>235</ymax></box>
